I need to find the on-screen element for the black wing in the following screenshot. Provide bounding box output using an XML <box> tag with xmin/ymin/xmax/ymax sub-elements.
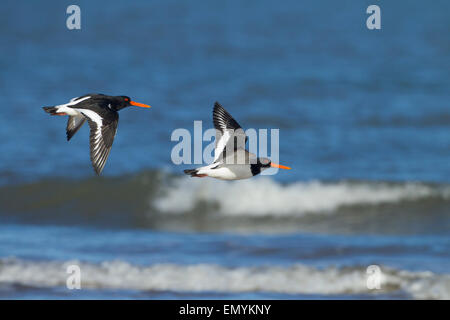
<box><xmin>212</xmin><ymin>102</ymin><xmax>247</xmax><ymax>161</ymax></box>
<box><xmin>86</xmin><ymin>117</ymin><xmax>118</xmax><ymax>175</ymax></box>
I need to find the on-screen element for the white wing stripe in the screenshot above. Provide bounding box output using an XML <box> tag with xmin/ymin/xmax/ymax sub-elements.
<box><xmin>214</xmin><ymin>130</ymin><xmax>231</xmax><ymax>162</ymax></box>
<box><xmin>56</xmin><ymin>96</ymin><xmax>91</xmax><ymax>108</ymax></box>
<box><xmin>76</xmin><ymin>108</ymin><xmax>103</xmax><ymax>127</ymax></box>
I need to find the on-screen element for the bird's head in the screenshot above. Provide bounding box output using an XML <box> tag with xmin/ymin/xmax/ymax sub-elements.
<box><xmin>115</xmin><ymin>96</ymin><xmax>151</xmax><ymax>110</ymax></box>
<box><xmin>253</xmin><ymin>157</ymin><xmax>291</xmax><ymax>175</ymax></box>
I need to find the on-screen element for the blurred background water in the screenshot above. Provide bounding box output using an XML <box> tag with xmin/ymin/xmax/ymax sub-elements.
<box><xmin>0</xmin><ymin>0</ymin><xmax>449</xmax><ymax>299</ymax></box>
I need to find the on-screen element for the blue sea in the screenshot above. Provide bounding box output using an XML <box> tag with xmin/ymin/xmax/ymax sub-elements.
<box><xmin>0</xmin><ymin>0</ymin><xmax>449</xmax><ymax>299</ymax></box>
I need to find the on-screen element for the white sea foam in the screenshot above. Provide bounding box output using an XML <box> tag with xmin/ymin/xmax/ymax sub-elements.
<box><xmin>0</xmin><ymin>258</ymin><xmax>448</xmax><ymax>299</ymax></box>
<box><xmin>154</xmin><ymin>177</ymin><xmax>450</xmax><ymax>216</ymax></box>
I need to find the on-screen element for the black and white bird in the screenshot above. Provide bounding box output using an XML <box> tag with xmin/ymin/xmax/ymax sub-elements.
<box><xmin>184</xmin><ymin>102</ymin><xmax>291</xmax><ymax>180</ymax></box>
<box><xmin>43</xmin><ymin>94</ymin><xmax>151</xmax><ymax>175</ymax></box>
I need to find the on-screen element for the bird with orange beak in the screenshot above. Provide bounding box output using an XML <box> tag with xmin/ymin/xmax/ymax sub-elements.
<box><xmin>43</xmin><ymin>93</ymin><xmax>151</xmax><ymax>175</ymax></box>
<box><xmin>184</xmin><ymin>102</ymin><xmax>291</xmax><ymax>180</ymax></box>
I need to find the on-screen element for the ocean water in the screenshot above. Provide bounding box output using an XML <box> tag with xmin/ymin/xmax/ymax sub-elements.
<box><xmin>0</xmin><ymin>0</ymin><xmax>449</xmax><ymax>299</ymax></box>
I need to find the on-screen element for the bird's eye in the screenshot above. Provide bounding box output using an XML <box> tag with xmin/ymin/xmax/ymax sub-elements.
<box><xmin>124</xmin><ymin>98</ymin><xmax>129</xmax><ymax>101</ymax></box>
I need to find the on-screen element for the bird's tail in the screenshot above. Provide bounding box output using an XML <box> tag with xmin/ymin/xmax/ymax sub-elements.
<box><xmin>184</xmin><ymin>169</ymin><xmax>198</xmax><ymax>176</ymax></box>
<box><xmin>42</xmin><ymin>106</ymin><xmax>59</xmax><ymax>115</ymax></box>
<box><xmin>43</xmin><ymin>106</ymin><xmax>67</xmax><ymax>116</ymax></box>
<box><xmin>184</xmin><ymin>169</ymin><xmax>206</xmax><ymax>178</ymax></box>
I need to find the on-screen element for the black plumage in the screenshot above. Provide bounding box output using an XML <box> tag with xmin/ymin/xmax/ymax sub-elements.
<box><xmin>43</xmin><ymin>93</ymin><xmax>150</xmax><ymax>175</ymax></box>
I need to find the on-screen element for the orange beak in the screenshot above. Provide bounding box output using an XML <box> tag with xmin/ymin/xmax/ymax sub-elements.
<box><xmin>271</xmin><ymin>163</ymin><xmax>291</xmax><ymax>170</ymax></box>
<box><xmin>130</xmin><ymin>101</ymin><xmax>151</xmax><ymax>108</ymax></box>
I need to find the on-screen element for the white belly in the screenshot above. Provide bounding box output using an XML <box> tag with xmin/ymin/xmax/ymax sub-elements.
<box><xmin>199</xmin><ymin>165</ymin><xmax>254</xmax><ymax>180</ymax></box>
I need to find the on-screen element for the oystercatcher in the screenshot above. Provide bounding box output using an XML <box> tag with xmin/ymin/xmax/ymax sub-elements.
<box><xmin>43</xmin><ymin>94</ymin><xmax>151</xmax><ymax>175</ymax></box>
<box><xmin>184</xmin><ymin>102</ymin><xmax>291</xmax><ymax>180</ymax></box>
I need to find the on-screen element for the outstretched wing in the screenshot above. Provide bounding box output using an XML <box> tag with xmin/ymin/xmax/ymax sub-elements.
<box><xmin>79</xmin><ymin>109</ymin><xmax>118</xmax><ymax>175</ymax></box>
<box><xmin>66</xmin><ymin>115</ymin><xmax>86</xmax><ymax>141</ymax></box>
<box><xmin>213</xmin><ymin>102</ymin><xmax>247</xmax><ymax>162</ymax></box>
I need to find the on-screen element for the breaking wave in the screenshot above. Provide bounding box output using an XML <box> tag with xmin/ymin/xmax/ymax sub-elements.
<box><xmin>0</xmin><ymin>258</ymin><xmax>448</xmax><ymax>299</ymax></box>
<box><xmin>1</xmin><ymin>171</ymin><xmax>449</xmax><ymax>233</ymax></box>
<box><xmin>155</xmin><ymin>177</ymin><xmax>450</xmax><ymax>216</ymax></box>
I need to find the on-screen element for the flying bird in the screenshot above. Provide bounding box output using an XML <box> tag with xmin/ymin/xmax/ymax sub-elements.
<box><xmin>43</xmin><ymin>94</ymin><xmax>151</xmax><ymax>175</ymax></box>
<box><xmin>184</xmin><ymin>102</ymin><xmax>291</xmax><ymax>180</ymax></box>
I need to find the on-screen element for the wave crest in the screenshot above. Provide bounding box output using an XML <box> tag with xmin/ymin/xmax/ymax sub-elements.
<box><xmin>155</xmin><ymin>177</ymin><xmax>450</xmax><ymax>216</ymax></box>
<box><xmin>1</xmin><ymin>258</ymin><xmax>448</xmax><ymax>299</ymax></box>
